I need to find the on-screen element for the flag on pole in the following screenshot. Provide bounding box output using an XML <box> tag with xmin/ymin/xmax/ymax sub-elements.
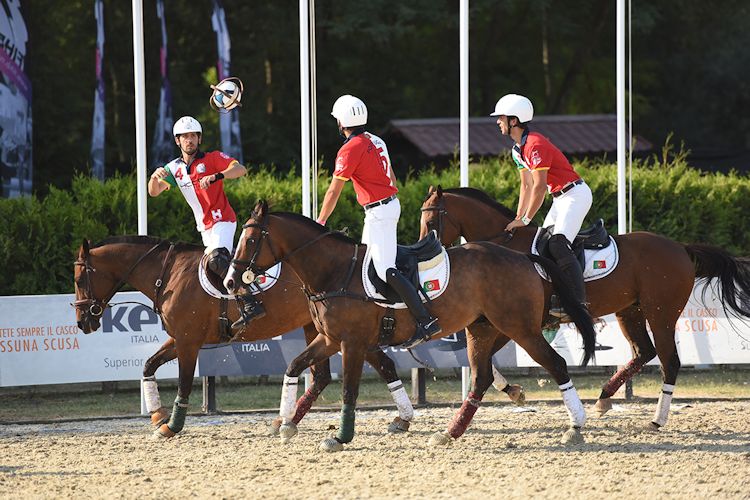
<box><xmin>211</xmin><ymin>0</ymin><xmax>243</xmax><ymax>163</ymax></box>
<box><xmin>90</xmin><ymin>0</ymin><xmax>105</xmax><ymax>180</ymax></box>
<box><xmin>151</xmin><ymin>0</ymin><xmax>174</xmax><ymax>168</ymax></box>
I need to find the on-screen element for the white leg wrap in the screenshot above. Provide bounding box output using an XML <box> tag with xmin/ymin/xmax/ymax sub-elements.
<box><xmin>279</xmin><ymin>375</ymin><xmax>299</xmax><ymax>423</ymax></box>
<box><xmin>652</xmin><ymin>383</ymin><xmax>675</xmax><ymax>427</ymax></box>
<box><xmin>491</xmin><ymin>365</ymin><xmax>508</xmax><ymax>391</ymax></box>
<box><xmin>388</xmin><ymin>380</ymin><xmax>413</xmax><ymax>421</ymax></box>
<box><xmin>559</xmin><ymin>381</ymin><xmax>586</xmax><ymax>428</ymax></box>
<box><xmin>142</xmin><ymin>378</ymin><xmax>161</xmax><ymax>413</ymax></box>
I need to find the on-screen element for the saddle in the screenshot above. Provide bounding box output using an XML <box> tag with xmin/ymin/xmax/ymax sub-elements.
<box><xmin>366</xmin><ymin>231</ymin><xmax>444</xmax><ymax>303</ymax></box>
<box><xmin>535</xmin><ymin>219</ymin><xmax>610</xmax><ymax>269</ymax></box>
<box><xmin>200</xmin><ymin>254</ymin><xmax>230</xmax><ymax>295</ymax></box>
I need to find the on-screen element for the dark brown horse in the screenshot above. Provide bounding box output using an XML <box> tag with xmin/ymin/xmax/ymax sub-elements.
<box><xmin>420</xmin><ymin>185</ymin><xmax>750</xmax><ymax>429</ymax></box>
<box><xmin>72</xmin><ymin>236</ymin><xmax>416</xmax><ymax>437</ymax></box>
<box><xmin>225</xmin><ymin>201</ymin><xmax>598</xmax><ymax>451</ymax></box>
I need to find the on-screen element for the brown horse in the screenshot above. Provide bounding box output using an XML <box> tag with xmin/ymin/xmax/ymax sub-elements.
<box><xmin>72</xmin><ymin>236</ymin><xmax>416</xmax><ymax>437</ymax></box>
<box><xmin>225</xmin><ymin>201</ymin><xmax>598</xmax><ymax>451</ymax></box>
<box><xmin>420</xmin><ymin>185</ymin><xmax>750</xmax><ymax>429</ymax></box>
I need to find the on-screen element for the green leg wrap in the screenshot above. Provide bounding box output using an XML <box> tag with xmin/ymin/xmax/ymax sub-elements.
<box><xmin>336</xmin><ymin>404</ymin><xmax>356</xmax><ymax>444</ymax></box>
<box><xmin>167</xmin><ymin>396</ymin><xmax>189</xmax><ymax>434</ymax></box>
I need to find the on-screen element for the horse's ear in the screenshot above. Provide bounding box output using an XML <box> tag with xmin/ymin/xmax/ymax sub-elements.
<box><xmin>436</xmin><ymin>185</ymin><xmax>443</xmax><ymax>196</ymax></box>
<box><xmin>427</xmin><ymin>185</ymin><xmax>435</xmax><ymax>195</ymax></box>
<box><xmin>260</xmin><ymin>199</ymin><xmax>268</xmax><ymax>213</ymax></box>
<box><xmin>82</xmin><ymin>239</ymin><xmax>90</xmax><ymax>255</ymax></box>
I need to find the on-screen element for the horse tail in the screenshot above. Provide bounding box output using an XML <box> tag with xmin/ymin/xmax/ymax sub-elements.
<box><xmin>684</xmin><ymin>244</ymin><xmax>750</xmax><ymax>320</ymax></box>
<box><xmin>527</xmin><ymin>253</ymin><xmax>597</xmax><ymax>366</ymax></box>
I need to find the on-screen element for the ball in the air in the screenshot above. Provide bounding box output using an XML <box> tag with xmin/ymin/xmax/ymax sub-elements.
<box><xmin>213</xmin><ymin>80</ymin><xmax>238</xmax><ymax>108</ymax></box>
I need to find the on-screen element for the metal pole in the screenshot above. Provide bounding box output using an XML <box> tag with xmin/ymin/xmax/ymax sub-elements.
<box><xmin>616</xmin><ymin>0</ymin><xmax>626</xmax><ymax>235</ymax></box>
<box><xmin>459</xmin><ymin>0</ymin><xmax>469</xmax><ymax>188</ymax></box>
<box><xmin>202</xmin><ymin>376</ymin><xmax>217</xmax><ymax>414</ymax></box>
<box><xmin>309</xmin><ymin>0</ymin><xmax>318</xmax><ymax>219</ymax></box>
<box><xmin>411</xmin><ymin>367</ymin><xmax>426</xmax><ymax>404</ymax></box>
<box><xmin>299</xmin><ymin>0</ymin><xmax>311</xmax><ymax>217</ymax></box>
<box><xmin>132</xmin><ymin>0</ymin><xmax>148</xmax><ymax>235</ymax></box>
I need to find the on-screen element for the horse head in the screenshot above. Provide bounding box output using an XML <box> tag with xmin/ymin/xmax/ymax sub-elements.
<box><xmin>419</xmin><ymin>184</ymin><xmax>462</xmax><ymax>244</ymax></box>
<box><xmin>73</xmin><ymin>238</ymin><xmax>108</xmax><ymax>333</ymax></box>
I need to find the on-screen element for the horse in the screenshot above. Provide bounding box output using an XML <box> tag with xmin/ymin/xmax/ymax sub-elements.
<box><xmin>225</xmin><ymin>200</ymin><xmax>598</xmax><ymax>451</ymax></box>
<box><xmin>420</xmin><ymin>185</ymin><xmax>750</xmax><ymax>429</ymax></box>
<box><xmin>72</xmin><ymin>236</ymin><xmax>419</xmax><ymax>437</ymax></box>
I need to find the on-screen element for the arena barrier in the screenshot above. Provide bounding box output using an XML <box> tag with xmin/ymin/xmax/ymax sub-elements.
<box><xmin>1</xmin><ymin>285</ymin><xmax>749</xmax><ymax>409</ymax></box>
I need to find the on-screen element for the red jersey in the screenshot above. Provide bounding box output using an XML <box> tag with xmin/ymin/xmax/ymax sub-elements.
<box><xmin>162</xmin><ymin>150</ymin><xmax>238</xmax><ymax>231</ymax></box>
<box><xmin>511</xmin><ymin>131</ymin><xmax>580</xmax><ymax>193</ymax></box>
<box><xmin>333</xmin><ymin>132</ymin><xmax>397</xmax><ymax>206</ymax></box>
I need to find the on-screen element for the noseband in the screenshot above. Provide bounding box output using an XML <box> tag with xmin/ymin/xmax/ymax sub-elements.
<box><xmin>72</xmin><ymin>242</ymin><xmax>167</xmax><ymax>318</ymax></box>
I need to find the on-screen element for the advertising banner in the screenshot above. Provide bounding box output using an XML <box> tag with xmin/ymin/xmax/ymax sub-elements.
<box><xmin>0</xmin><ymin>292</ymin><xmax>176</xmax><ymax>387</ymax></box>
<box><xmin>150</xmin><ymin>0</ymin><xmax>174</xmax><ymax>168</ymax></box>
<box><xmin>0</xmin><ymin>0</ymin><xmax>32</xmax><ymax>196</ymax></box>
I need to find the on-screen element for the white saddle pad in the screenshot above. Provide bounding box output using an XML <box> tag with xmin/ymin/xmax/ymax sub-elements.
<box><xmin>198</xmin><ymin>261</ymin><xmax>282</xmax><ymax>300</ymax></box>
<box><xmin>531</xmin><ymin>228</ymin><xmax>619</xmax><ymax>282</ymax></box>
<box><xmin>361</xmin><ymin>246</ymin><xmax>451</xmax><ymax>309</ymax></box>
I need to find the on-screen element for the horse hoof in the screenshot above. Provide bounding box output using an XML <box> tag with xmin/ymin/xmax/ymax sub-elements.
<box><xmin>268</xmin><ymin>417</ymin><xmax>282</xmax><ymax>436</ymax></box>
<box><xmin>594</xmin><ymin>398</ymin><xmax>612</xmax><ymax>417</ymax></box>
<box><xmin>428</xmin><ymin>432</ymin><xmax>452</xmax><ymax>447</ymax></box>
<box><xmin>387</xmin><ymin>417</ymin><xmax>410</xmax><ymax>434</ymax></box>
<box><xmin>644</xmin><ymin>422</ymin><xmax>661</xmax><ymax>432</ymax></box>
<box><xmin>153</xmin><ymin>424</ymin><xmax>176</xmax><ymax>439</ymax></box>
<box><xmin>506</xmin><ymin>384</ymin><xmax>526</xmax><ymax>406</ymax></box>
<box><xmin>320</xmin><ymin>437</ymin><xmax>344</xmax><ymax>453</ymax></box>
<box><xmin>279</xmin><ymin>423</ymin><xmax>298</xmax><ymax>443</ymax></box>
<box><xmin>561</xmin><ymin>427</ymin><xmax>584</xmax><ymax>445</ymax></box>
<box><xmin>150</xmin><ymin>407</ymin><xmax>169</xmax><ymax>427</ymax></box>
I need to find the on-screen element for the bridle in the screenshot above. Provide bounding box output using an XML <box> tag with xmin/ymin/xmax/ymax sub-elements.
<box><xmin>72</xmin><ymin>242</ymin><xmax>168</xmax><ymax>318</ymax></box>
<box><xmin>420</xmin><ymin>193</ymin><xmax>516</xmax><ymax>245</ymax></box>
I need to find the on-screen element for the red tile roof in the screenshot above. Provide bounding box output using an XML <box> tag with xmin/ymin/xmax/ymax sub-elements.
<box><xmin>385</xmin><ymin>115</ymin><xmax>652</xmax><ymax>157</ymax></box>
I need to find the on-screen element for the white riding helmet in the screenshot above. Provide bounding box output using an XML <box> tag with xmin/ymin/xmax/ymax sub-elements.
<box><xmin>173</xmin><ymin>116</ymin><xmax>202</xmax><ymax>137</ymax></box>
<box><xmin>490</xmin><ymin>94</ymin><xmax>534</xmax><ymax>123</ymax></box>
<box><xmin>331</xmin><ymin>94</ymin><xmax>367</xmax><ymax>127</ymax></box>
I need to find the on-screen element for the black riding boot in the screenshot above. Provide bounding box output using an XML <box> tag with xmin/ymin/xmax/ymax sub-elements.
<box><xmin>206</xmin><ymin>248</ymin><xmax>266</xmax><ymax>328</ymax></box>
<box><xmin>547</xmin><ymin>234</ymin><xmax>588</xmax><ymax>317</ymax></box>
<box><xmin>385</xmin><ymin>268</ymin><xmax>441</xmax><ymax>349</ymax></box>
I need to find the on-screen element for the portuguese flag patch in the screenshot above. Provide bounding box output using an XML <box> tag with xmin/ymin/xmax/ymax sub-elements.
<box><xmin>593</xmin><ymin>260</ymin><xmax>607</xmax><ymax>269</ymax></box>
<box><xmin>423</xmin><ymin>279</ymin><xmax>441</xmax><ymax>292</ymax></box>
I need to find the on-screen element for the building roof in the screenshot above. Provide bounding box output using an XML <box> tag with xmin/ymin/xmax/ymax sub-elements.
<box><xmin>384</xmin><ymin>114</ymin><xmax>653</xmax><ymax>158</ymax></box>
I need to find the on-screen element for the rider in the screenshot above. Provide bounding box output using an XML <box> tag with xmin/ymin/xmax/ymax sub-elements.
<box><xmin>148</xmin><ymin>115</ymin><xmax>265</xmax><ymax>328</ymax></box>
<box><xmin>492</xmin><ymin>94</ymin><xmax>593</xmax><ymax>315</ymax></box>
<box><xmin>315</xmin><ymin>94</ymin><xmax>441</xmax><ymax>348</ymax></box>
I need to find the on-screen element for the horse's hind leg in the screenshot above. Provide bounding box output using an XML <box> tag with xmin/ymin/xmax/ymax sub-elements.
<box><xmin>142</xmin><ymin>337</ymin><xmax>176</xmax><ymax>427</ymax></box>
<box><xmin>430</xmin><ymin>327</ymin><xmax>497</xmax><ymax>445</ymax></box>
<box><xmin>643</xmin><ymin>309</ymin><xmax>681</xmax><ymax>430</ymax></box>
<box><xmin>365</xmin><ymin>348</ymin><xmax>414</xmax><ymax>433</ymax></box>
<box><xmin>595</xmin><ymin>305</ymin><xmax>656</xmax><ymax>416</ymax></box>
<box><xmin>486</xmin><ymin>330</ymin><xmax>525</xmax><ymax>405</ymax></box>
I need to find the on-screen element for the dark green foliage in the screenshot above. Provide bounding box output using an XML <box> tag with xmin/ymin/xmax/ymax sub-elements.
<box><xmin>4</xmin><ymin>157</ymin><xmax>750</xmax><ymax>296</ymax></box>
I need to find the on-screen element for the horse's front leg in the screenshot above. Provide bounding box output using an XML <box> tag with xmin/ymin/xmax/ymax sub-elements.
<box><xmin>277</xmin><ymin>332</ymin><xmax>340</xmax><ymax>443</ymax></box>
<box><xmin>154</xmin><ymin>339</ymin><xmax>200</xmax><ymax>438</ymax></box>
<box><xmin>320</xmin><ymin>337</ymin><xmax>366</xmax><ymax>453</ymax></box>
<box><xmin>269</xmin><ymin>323</ymin><xmax>333</xmax><ymax>435</ymax></box>
<box><xmin>142</xmin><ymin>337</ymin><xmax>176</xmax><ymax>428</ymax></box>
<box><xmin>365</xmin><ymin>348</ymin><xmax>414</xmax><ymax>433</ymax></box>
<box><xmin>429</xmin><ymin>328</ymin><xmax>495</xmax><ymax>446</ymax></box>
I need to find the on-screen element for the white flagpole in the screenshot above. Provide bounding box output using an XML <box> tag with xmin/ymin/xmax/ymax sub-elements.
<box><xmin>300</xmin><ymin>0</ymin><xmax>311</xmax><ymax>218</ymax></box>
<box><xmin>459</xmin><ymin>0</ymin><xmax>469</xmax><ymax>189</ymax></box>
<box><xmin>616</xmin><ymin>0</ymin><xmax>626</xmax><ymax>236</ymax></box>
<box><xmin>133</xmin><ymin>0</ymin><xmax>147</xmax><ymax>235</ymax></box>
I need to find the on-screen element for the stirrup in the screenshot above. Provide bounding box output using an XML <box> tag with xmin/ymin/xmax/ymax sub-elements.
<box><xmin>400</xmin><ymin>319</ymin><xmax>441</xmax><ymax>349</ymax></box>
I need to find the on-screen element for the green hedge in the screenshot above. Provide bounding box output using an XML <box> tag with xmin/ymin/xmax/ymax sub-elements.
<box><xmin>3</xmin><ymin>157</ymin><xmax>749</xmax><ymax>296</ymax></box>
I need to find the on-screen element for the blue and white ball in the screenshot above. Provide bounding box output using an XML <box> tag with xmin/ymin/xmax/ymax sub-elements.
<box><xmin>210</xmin><ymin>78</ymin><xmax>243</xmax><ymax>111</ymax></box>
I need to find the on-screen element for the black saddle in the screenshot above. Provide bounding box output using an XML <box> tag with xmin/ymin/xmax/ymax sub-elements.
<box><xmin>535</xmin><ymin>218</ymin><xmax>611</xmax><ymax>269</ymax></box>
<box><xmin>367</xmin><ymin>231</ymin><xmax>443</xmax><ymax>303</ymax></box>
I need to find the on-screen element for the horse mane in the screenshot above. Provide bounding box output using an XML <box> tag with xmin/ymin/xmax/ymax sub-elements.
<box><xmin>442</xmin><ymin>187</ymin><xmax>517</xmax><ymax>220</ymax></box>
<box><xmin>91</xmin><ymin>235</ymin><xmax>200</xmax><ymax>252</ymax></box>
<box><xmin>272</xmin><ymin>211</ymin><xmax>358</xmax><ymax>245</ymax></box>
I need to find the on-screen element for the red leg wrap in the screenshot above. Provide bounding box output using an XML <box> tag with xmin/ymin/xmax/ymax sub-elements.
<box><xmin>601</xmin><ymin>359</ymin><xmax>645</xmax><ymax>398</ymax></box>
<box><xmin>291</xmin><ymin>387</ymin><xmax>322</xmax><ymax>425</ymax></box>
<box><xmin>447</xmin><ymin>391</ymin><xmax>483</xmax><ymax>439</ymax></box>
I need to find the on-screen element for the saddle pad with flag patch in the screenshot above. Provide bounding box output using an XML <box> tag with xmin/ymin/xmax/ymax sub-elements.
<box><xmin>198</xmin><ymin>258</ymin><xmax>282</xmax><ymax>300</ymax></box>
<box><xmin>361</xmin><ymin>245</ymin><xmax>451</xmax><ymax>309</ymax></box>
<box><xmin>531</xmin><ymin>228</ymin><xmax>619</xmax><ymax>282</ymax></box>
